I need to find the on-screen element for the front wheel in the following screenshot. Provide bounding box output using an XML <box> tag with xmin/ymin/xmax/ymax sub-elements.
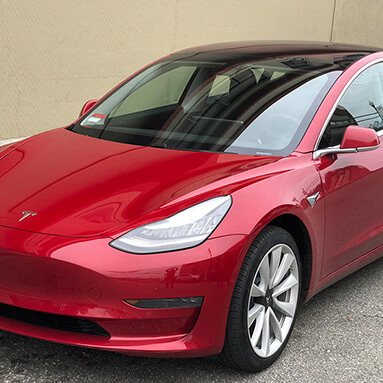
<box><xmin>219</xmin><ymin>226</ymin><xmax>301</xmax><ymax>372</ymax></box>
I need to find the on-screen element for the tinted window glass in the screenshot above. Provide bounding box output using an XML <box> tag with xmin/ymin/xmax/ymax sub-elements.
<box><xmin>319</xmin><ymin>63</ymin><xmax>383</xmax><ymax>149</ymax></box>
<box><xmin>230</xmin><ymin>74</ymin><xmax>332</xmax><ymax>153</ymax></box>
<box><xmin>112</xmin><ymin>66</ymin><xmax>197</xmax><ymax>116</ymax></box>
<box><xmin>72</xmin><ymin>55</ymin><xmax>356</xmax><ymax>156</ymax></box>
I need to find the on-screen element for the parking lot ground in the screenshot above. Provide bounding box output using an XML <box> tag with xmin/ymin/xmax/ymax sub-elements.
<box><xmin>0</xmin><ymin>257</ymin><xmax>382</xmax><ymax>383</ymax></box>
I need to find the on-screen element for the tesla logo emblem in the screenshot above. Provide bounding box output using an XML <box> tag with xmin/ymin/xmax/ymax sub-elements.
<box><xmin>19</xmin><ymin>211</ymin><xmax>37</xmax><ymax>222</ymax></box>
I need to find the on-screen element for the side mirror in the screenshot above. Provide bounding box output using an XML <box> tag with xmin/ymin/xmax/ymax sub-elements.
<box><xmin>79</xmin><ymin>99</ymin><xmax>98</xmax><ymax>117</ymax></box>
<box><xmin>340</xmin><ymin>125</ymin><xmax>380</xmax><ymax>150</ymax></box>
<box><xmin>314</xmin><ymin>125</ymin><xmax>380</xmax><ymax>159</ymax></box>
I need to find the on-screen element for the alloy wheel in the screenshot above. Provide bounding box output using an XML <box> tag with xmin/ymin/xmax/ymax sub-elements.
<box><xmin>247</xmin><ymin>243</ymin><xmax>299</xmax><ymax>358</ymax></box>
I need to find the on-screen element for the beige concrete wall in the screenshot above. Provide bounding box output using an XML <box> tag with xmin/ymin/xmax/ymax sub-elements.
<box><xmin>0</xmin><ymin>0</ymin><xmax>382</xmax><ymax>139</ymax></box>
<box><xmin>332</xmin><ymin>0</ymin><xmax>383</xmax><ymax>46</ymax></box>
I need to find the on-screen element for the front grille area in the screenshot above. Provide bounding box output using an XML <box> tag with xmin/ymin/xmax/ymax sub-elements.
<box><xmin>0</xmin><ymin>302</ymin><xmax>110</xmax><ymax>338</ymax></box>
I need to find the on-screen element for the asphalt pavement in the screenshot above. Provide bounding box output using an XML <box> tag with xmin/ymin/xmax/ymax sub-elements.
<box><xmin>0</xmin><ymin>256</ymin><xmax>382</xmax><ymax>383</ymax></box>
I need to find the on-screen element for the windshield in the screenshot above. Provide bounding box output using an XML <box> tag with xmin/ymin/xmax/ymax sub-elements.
<box><xmin>71</xmin><ymin>54</ymin><xmax>357</xmax><ymax>156</ymax></box>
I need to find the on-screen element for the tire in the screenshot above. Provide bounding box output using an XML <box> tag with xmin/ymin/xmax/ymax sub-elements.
<box><xmin>219</xmin><ymin>225</ymin><xmax>301</xmax><ymax>372</ymax></box>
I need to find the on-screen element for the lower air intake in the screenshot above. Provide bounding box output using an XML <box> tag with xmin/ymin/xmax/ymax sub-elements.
<box><xmin>0</xmin><ymin>302</ymin><xmax>110</xmax><ymax>338</ymax></box>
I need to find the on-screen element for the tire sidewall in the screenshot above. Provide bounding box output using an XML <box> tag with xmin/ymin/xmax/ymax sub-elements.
<box><xmin>238</xmin><ymin>226</ymin><xmax>301</xmax><ymax>371</ymax></box>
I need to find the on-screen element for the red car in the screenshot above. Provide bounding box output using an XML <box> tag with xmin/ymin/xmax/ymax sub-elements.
<box><xmin>1</xmin><ymin>41</ymin><xmax>383</xmax><ymax>372</ymax></box>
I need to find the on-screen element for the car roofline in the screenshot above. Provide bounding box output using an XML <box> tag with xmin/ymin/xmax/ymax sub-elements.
<box><xmin>170</xmin><ymin>40</ymin><xmax>381</xmax><ymax>57</ymax></box>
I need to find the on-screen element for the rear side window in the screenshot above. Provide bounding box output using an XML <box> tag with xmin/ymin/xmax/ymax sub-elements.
<box><xmin>209</xmin><ymin>75</ymin><xmax>230</xmax><ymax>97</ymax></box>
<box><xmin>319</xmin><ymin>63</ymin><xmax>383</xmax><ymax>149</ymax></box>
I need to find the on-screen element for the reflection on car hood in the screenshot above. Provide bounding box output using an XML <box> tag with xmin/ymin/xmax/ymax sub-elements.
<box><xmin>0</xmin><ymin>129</ymin><xmax>280</xmax><ymax>237</ymax></box>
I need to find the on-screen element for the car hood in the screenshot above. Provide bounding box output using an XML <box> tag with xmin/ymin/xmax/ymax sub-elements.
<box><xmin>0</xmin><ymin>128</ymin><xmax>280</xmax><ymax>237</ymax></box>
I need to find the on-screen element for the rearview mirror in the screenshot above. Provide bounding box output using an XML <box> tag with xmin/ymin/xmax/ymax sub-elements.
<box><xmin>79</xmin><ymin>99</ymin><xmax>98</xmax><ymax>117</ymax></box>
<box><xmin>314</xmin><ymin>125</ymin><xmax>380</xmax><ymax>159</ymax></box>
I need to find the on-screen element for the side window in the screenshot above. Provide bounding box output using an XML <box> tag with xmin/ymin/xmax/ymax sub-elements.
<box><xmin>111</xmin><ymin>66</ymin><xmax>196</xmax><ymax>116</ymax></box>
<box><xmin>319</xmin><ymin>63</ymin><xmax>383</xmax><ymax>149</ymax></box>
<box><xmin>209</xmin><ymin>75</ymin><xmax>230</xmax><ymax>97</ymax></box>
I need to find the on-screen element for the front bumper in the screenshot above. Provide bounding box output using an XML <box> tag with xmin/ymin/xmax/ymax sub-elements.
<box><xmin>0</xmin><ymin>226</ymin><xmax>247</xmax><ymax>357</ymax></box>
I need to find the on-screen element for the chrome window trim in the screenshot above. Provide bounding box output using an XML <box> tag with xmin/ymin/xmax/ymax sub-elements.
<box><xmin>313</xmin><ymin>57</ymin><xmax>383</xmax><ymax>153</ymax></box>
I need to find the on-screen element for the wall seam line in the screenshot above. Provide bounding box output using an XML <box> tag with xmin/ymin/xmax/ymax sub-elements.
<box><xmin>330</xmin><ymin>0</ymin><xmax>337</xmax><ymax>42</ymax></box>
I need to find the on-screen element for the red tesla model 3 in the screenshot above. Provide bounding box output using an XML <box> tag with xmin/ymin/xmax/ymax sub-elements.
<box><xmin>1</xmin><ymin>41</ymin><xmax>383</xmax><ymax>372</ymax></box>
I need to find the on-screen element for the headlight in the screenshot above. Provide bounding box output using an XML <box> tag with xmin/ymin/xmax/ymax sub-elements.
<box><xmin>110</xmin><ymin>195</ymin><xmax>232</xmax><ymax>254</ymax></box>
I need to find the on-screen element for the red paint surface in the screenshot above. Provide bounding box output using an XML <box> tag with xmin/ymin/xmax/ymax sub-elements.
<box><xmin>340</xmin><ymin>125</ymin><xmax>380</xmax><ymax>149</ymax></box>
<box><xmin>1</xmin><ymin>43</ymin><xmax>383</xmax><ymax>357</ymax></box>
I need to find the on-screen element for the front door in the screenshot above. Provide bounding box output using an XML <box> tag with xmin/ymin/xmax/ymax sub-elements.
<box><xmin>317</xmin><ymin>62</ymin><xmax>383</xmax><ymax>278</ymax></box>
